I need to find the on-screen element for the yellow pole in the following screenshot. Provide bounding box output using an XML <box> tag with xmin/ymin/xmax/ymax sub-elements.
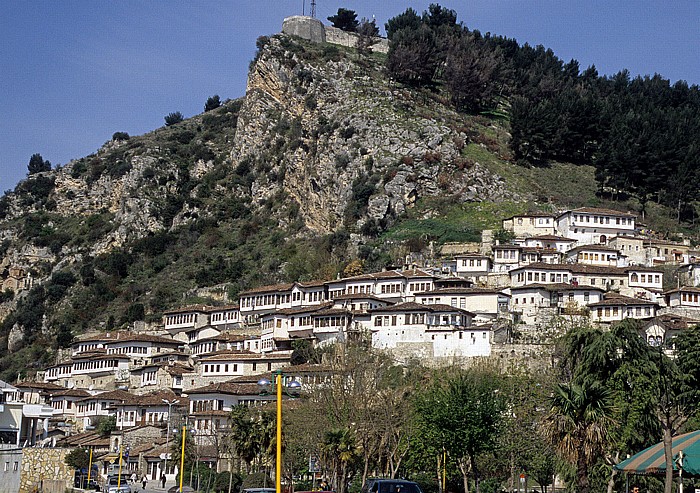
<box><xmin>180</xmin><ymin>424</ymin><xmax>186</xmax><ymax>493</ymax></box>
<box><xmin>87</xmin><ymin>447</ymin><xmax>93</xmax><ymax>483</ymax></box>
<box><xmin>276</xmin><ymin>372</ymin><xmax>283</xmax><ymax>493</ymax></box>
<box><xmin>117</xmin><ymin>445</ymin><xmax>123</xmax><ymax>490</ymax></box>
<box><xmin>442</xmin><ymin>449</ymin><xmax>446</xmax><ymax>492</ymax></box>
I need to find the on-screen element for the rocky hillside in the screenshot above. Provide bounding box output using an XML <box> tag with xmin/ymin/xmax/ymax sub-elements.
<box><xmin>0</xmin><ymin>31</ymin><xmax>682</xmax><ymax>380</ymax></box>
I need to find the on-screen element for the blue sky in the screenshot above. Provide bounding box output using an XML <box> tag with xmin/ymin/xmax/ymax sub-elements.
<box><xmin>1</xmin><ymin>0</ymin><xmax>698</xmax><ymax>192</ymax></box>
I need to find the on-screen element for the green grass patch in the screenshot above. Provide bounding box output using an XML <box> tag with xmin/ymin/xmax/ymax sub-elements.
<box><xmin>383</xmin><ymin>200</ymin><xmax>529</xmax><ymax>244</ymax></box>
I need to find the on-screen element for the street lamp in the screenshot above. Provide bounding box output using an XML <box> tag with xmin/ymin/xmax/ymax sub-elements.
<box><xmin>257</xmin><ymin>370</ymin><xmax>302</xmax><ymax>493</ymax></box>
<box><xmin>162</xmin><ymin>398</ymin><xmax>180</xmax><ymax>484</ymax></box>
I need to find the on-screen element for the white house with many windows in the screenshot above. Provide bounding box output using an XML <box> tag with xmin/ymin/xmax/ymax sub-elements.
<box><xmin>415</xmin><ymin>287</ymin><xmax>509</xmax><ymax>323</ymax></box>
<box><xmin>556</xmin><ymin>207</ymin><xmax>636</xmax><ymax>245</ymax></box>
<box><xmin>366</xmin><ymin>302</ymin><xmax>487</xmax><ymax>359</ymax></box>
<box><xmin>588</xmin><ymin>294</ymin><xmax>658</xmax><ymax>323</ymax></box>
<box><xmin>510</xmin><ymin>284</ymin><xmax>604</xmax><ymax>324</ymax></box>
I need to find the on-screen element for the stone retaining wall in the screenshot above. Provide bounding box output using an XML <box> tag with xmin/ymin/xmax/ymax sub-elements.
<box><xmin>19</xmin><ymin>448</ymin><xmax>73</xmax><ymax>493</ymax></box>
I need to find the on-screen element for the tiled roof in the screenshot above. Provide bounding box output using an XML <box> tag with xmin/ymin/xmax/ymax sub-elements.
<box><xmin>206</xmin><ymin>304</ymin><xmax>240</xmax><ymax>312</ymax></box>
<box><xmin>296</xmin><ymin>280</ymin><xmax>327</xmax><ymax>288</ymax></box>
<box><xmin>73</xmin><ymin>352</ymin><xmax>130</xmax><ymax>361</ymax></box>
<box><xmin>77</xmin><ymin>389</ymin><xmax>135</xmax><ymax>403</ymax></box>
<box><xmin>76</xmin><ymin>332</ymin><xmax>179</xmax><ymax>345</ymax></box>
<box><xmin>331</xmin><ymin>294</ymin><xmax>389</xmax><ymax>303</ymax></box>
<box><xmin>185</xmin><ymin>380</ymin><xmax>264</xmax><ymax>396</ymax></box>
<box><xmin>313</xmin><ymin>308</ymin><xmax>352</xmax><ymax>317</ymax></box>
<box><xmin>50</xmin><ymin>389</ymin><xmax>91</xmax><ymax>398</ymax></box>
<box><xmin>369</xmin><ymin>302</ymin><xmax>475</xmax><ymax>316</ymax></box>
<box><xmin>199</xmin><ymin>351</ymin><xmax>290</xmax><ymax>362</ymax></box>
<box><xmin>415</xmin><ymin>287</ymin><xmax>506</xmax><ymax>295</ymax></box>
<box><xmin>564</xmin><ymin>207</ymin><xmax>637</xmax><ymax>218</ymax></box>
<box><xmin>504</xmin><ymin>212</ymin><xmax>556</xmax><ymax>219</ymax></box>
<box><xmin>162</xmin><ymin>305</ymin><xmax>210</xmax><ymax>315</ymax></box>
<box><xmin>526</xmin><ymin>234</ymin><xmax>576</xmax><ymax>241</ymax></box>
<box><xmin>587</xmin><ymin>294</ymin><xmax>658</xmax><ymax>307</ymax></box>
<box><xmin>568</xmin><ymin>244</ymin><xmax>620</xmax><ymax>253</ymax></box>
<box><xmin>14</xmin><ymin>381</ymin><xmax>64</xmax><ymax>392</ymax></box>
<box><xmin>643</xmin><ymin>314</ymin><xmax>700</xmax><ymax>330</ymax></box>
<box><xmin>238</xmin><ymin>283</ymin><xmax>295</xmax><ymax>295</ymax></box>
<box><xmin>272</xmin><ymin>302</ymin><xmax>333</xmax><ymax>316</ymax></box>
<box><xmin>511</xmin><ymin>283</ymin><xmax>605</xmax><ymax>292</ymax></box>
<box><xmin>665</xmin><ymin>286</ymin><xmax>700</xmax><ymax>295</ymax></box>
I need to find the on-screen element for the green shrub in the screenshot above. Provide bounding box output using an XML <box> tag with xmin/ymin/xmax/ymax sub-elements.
<box><xmin>112</xmin><ymin>132</ymin><xmax>130</xmax><ymax>141</ymax></box>
<box><xmin>204</xmin><ymin>95</ymin><xmax>221</xmax><ymax>112</ymax></box>
<box><xmin>27</xmin><ymin>153</ymin><xmax>51</xmax><ymax>174</ymax></box>
<box><xmin>164</xmin><ymin>111</ymin><xmax>184</xmax><ymax>126</ymax></box>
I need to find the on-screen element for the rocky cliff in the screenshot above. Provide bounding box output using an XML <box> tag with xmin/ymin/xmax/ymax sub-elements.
<box><xmin>0</xmin><ymin>31</ymin><xmax>521</xmax><ymax>378</ymax></box>
<box><xmin>233</xmin><ymin>35</ymin><xmax>514</xmax><ymax>233</ymax></box>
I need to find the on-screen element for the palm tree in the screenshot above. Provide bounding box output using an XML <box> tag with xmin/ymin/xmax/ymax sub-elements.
<box><xmin>228</xmin><ymin>406</ymin><xmax>261</xmax><ymax>472</ymax></box>
<box><xmin>321</xmin><ymin>428</ymin><xmax>361</xmax><ymax>493</ymax></box>
<box><xmin>541</xmin><ymin>381</ymin><xmax>615</xmax><ymax>493</ymax></box>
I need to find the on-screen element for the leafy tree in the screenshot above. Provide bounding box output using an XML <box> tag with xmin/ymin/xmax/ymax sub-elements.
<box><xmin>204</xmin><ymin>95</ymin><xmax>221</xmax><ymax>112</ymax></box>
<box><xmin>164</xmin><ymin>111</ymin><xmax>184</xmax><ymax>126</ymax></box>
<box><xmin>386</xmin><ymin>24</ymin><xmax>439</xmax><ymax>87</ymax></box>
<box><xmin>422</xmin><ymin>3</ymin><xmax>458</xmax><ymax>29</ymax></box>
<box><xmin>327</xmin><ymin>8</ymin><xmax>359</xmax><ymax>32</ymax></box>
<box><xmin>28</xmin><ymin>153</ymin><xmax>51</xmax><ymax>174</ymax></box>
<box><xmin>96</xmin><ymin>415</ymin><xmax>117</xmax><ymax>437</ymax></box>
<box><xmin>444</xmin><ymin>35</ymin><xmax>503</xmax><ymax>112</ymax></box>
<box><xmin>356</xmin><ymin>18</ymin><xmax>380</xmax><ymax>55</ymax></box>
<box><xmin>415</xmin><ymin>366</ymin><xmax>505</xmax><ymax>493</ymax></box>
<box><xmin>123</xmin><ymin>303</ymin><xmax>145</xmax><ymax>323</ymax></box>
<box><xmin>385</xmin><ymin>8</ymin><xmax>422</xmax><ymax>40</ymax></box>
<box><xmin>111</xmin><ymin>132</ymin><xmax>130</xmax><ymax>141</ymax></box>
<box><xmin>56</xmin><ymin>323</ymin><xmax>73</xmax><ymax>348</ymax></box>
<box><xmin>65</xmin><ymin>447</ymin><xmax>90</xmax><ymax>470</ymax></box>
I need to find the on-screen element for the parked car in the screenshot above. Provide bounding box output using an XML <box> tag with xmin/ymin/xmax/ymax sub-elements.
<box><xmin>105</xmin><ymin>475</ymin><xmax>131</xmax><ymax>493</ymax></box>
<box><xmin>362</xmin><ymin>479</ymin><xmax>424</xmax><ymax>493</ymax></box>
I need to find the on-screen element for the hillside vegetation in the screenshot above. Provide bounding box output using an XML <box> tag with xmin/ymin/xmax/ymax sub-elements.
<box><xmin>0</xmin><ymin>5</ymin><xmax>697</xmax><ymax>381</ymax></box>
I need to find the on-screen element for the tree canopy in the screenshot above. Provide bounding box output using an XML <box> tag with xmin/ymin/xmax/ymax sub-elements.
<box><xmin>327</xmin><ymin>8</ymin><xmax>359</xmax><ymax>32</ymax></box>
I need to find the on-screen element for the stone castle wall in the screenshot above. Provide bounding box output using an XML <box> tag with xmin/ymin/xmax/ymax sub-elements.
<box><xmin>324</xmin><ymin>25</ymin><xmax>389</xmax><ymax>54</ymax></box>
<box><xmin>282</xmin><ymin>16</ymin><xmax>388</xmax><ymax>54</ymax></box>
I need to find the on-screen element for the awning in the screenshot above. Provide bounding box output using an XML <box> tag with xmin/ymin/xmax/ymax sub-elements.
<box><xmin>615</xmin><ymin>430</ymin><xmax>700</xmax><ymax>476</ymax></box>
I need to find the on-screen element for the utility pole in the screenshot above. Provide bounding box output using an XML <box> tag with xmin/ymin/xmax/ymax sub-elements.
<box><xmin>310</xmin><ymin>0</ymin><xmax>316</xmax><ymax>18</ymax></box>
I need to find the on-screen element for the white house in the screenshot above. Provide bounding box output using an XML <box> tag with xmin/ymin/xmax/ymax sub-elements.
<box><xmin>566</xmin><ymin>244</ymin><xmax>624</xmax><ymax>267</ymax></box>
<box><xmin>502</xmin><ymin>213</ymin><xmax>556</xmax><ymax>237</ymax></box>
<box><xmin>492</xmin><ymin>245</ymin><xmax>522</xmax><ymax>272</ymax></box>
<box><xmin>366</xmin><ymin>302</ymin><xmax>487</xmax><ymax>359</ymax></box>
<box><xmin>454</xmin><ymin>255</ymin><xmax>491</xmax><ymax>279</ymax></box>
<box><xmin>665</xmin><ymin>286</ymin><xmax>700</xmax><ymax>310</ymax></box>
<box><xmin>510</xmin><ymin>284</ymin><xmax>604</xmax><ymax>324</ymax></box>
<box><xmin>555</xmin><ymin>207</ymin><xmax>636</xmax><ymax>245</ymax></box>
<box><xmin>208</xmin><ymin>305</ymin><xmax>241</xmax><ymax>329</ymax></box>
<box><xmin>414</xmin><ymin>287</ymin><xmax>509</xmax><ymax>323</ymax></box>
<box><xmin>518</xmin><ymin>234</ymin><xmax>577</xmax><ymax>253</ymax></box>
<box><xmin>588</xmin><ymin>294</ymin><xmax>658</xmax><ymax>323</ymax></box>
<box><xmin>163</xmin><ymin>306</ymin><xmax>211</xmax><ymax>334</ymax></box>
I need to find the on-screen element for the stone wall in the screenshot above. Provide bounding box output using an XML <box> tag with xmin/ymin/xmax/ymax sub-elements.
<box><xmin>281</xmin><ymin>16</ymin><xmax>388</xmax><ymax>54</ymax></box>
<box><xmin>490</xmin><ymin>343</ymin><xmax>555</xmax><ymax>371</ymax></box>
<box><xmin>325</xmin><ymin>25</ymin><xmax>389</xmax><ymax>53</ymax></box>
<box><xmin>19</xmin><ymin>448</ymin><xmax>73</xmax><ymax>493</ymax></box>
<box><xmin>282</xmin><ymin>16</ymin><xmax>326</xmax><ymax>43</ymax></box>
